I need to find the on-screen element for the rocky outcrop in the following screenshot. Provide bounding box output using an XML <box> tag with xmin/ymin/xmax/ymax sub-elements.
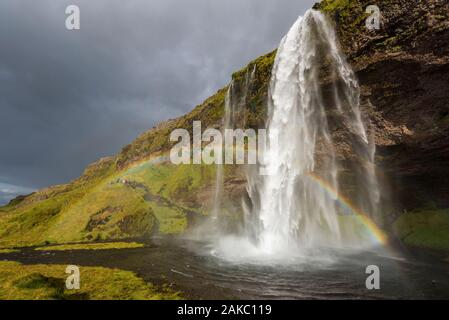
<box><xmin>316</xmin><ymin>0</ymin><xmax>449</xmax><ymax>215</ymax></box>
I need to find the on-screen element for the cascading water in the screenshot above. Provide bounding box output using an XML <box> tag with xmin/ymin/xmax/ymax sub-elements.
<box><xmin>212</xmin><ymin>66</ymin><xmax>257</xmax><ymax>219</ymax></box>
<box><xmin>248</xmin><ymin>9</ymin><xmax>379</xmax><ymax>252</ymax></box>
<box><xmin>214</xmin><ymin>10</ymin><xmax>381</xmax><ymax>259</ymax></box>
<box><xmin>210</xmin><ymin>83</ymin><xmax>233</xmax><ymax>219</ymax></box>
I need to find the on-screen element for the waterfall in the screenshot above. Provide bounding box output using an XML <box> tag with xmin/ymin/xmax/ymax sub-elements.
<box><xmin>211</xmin><ymin>82</ymin><xmax>233</xmax><ymax>219</ymax></box>
<box><xmin>212</xmin><ymin>66</ymin><xmax>257</xmax><ymax>219</ymax></box>
<box><xmin>242</xmin><ymin>10</ymin><xmax>380</xmax><ymax>253</ymax></box>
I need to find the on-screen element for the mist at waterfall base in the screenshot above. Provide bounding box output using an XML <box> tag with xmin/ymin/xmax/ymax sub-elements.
<box><xmin>189</xmin><ymin>10</ymin><xmax>389</xmax><ymax>265</ymax></box>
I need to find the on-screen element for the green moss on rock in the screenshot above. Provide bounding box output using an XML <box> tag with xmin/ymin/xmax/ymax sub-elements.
<box><xmin>393</xmin><ymin>209</ymin><xmax>449</xmax><ymax>251</ymax></box>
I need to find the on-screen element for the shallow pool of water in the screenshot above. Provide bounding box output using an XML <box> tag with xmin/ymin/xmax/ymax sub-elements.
<box><xmin>1</xmin><ymin>237</ymin><xmax>448</xmax><ymax>300</ymax></box>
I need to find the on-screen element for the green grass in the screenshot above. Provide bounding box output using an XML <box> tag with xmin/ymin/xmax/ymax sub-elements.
<box><xmin>0</xmin><ymin>249</ymin><xmax>19</xmax><ymax>254</ymax></box>
<box><xmin>0</xmin><ymin>194</ymin><xmax>74</xmax><ymax>248</ymax></box>
<box><xmin>35</xmin><ymin>242</ymin><xmax>144</xmax><ymax>251</ymax></box>
<box><xmin>0</xmin><ymin>159</ymin><xmax>211</xmax><ymax>248</ymax></box>
<box><xmin>319</xmin><ymin>0</ymin><xmax>353</xmax><ymax>13</ymax></box>
<box><xmin>393</xmin><ymin>209</ymin><xmax>449</xmax><ymax>251</ymax></box>
<box><xmin>0</xmin><ymin>261</ymin><xmax>182</xmax><ymax>300</ymax></box>
<box><xmin>0</xmin><ymin>157</ymin><xmax>119</xmax><ymax>248</ymax></box>
<box><xmin>149</xmin><ymin>204</ymin><xmax>187</xmax><ymax>234</ymax></box>
<box><xmin>120</xmin><ymin>161</ymin><xmax>216</xmax><ymax>233</ymax></box>
<box><xmin>45</xmin><ymin>182</ymin><xmax>155</xmax><ymax>244</ymax></box>
<box><xmin>0</xmin><ymin>180</ymin><xmax>156</xmax><ymax>248</ymax></box>
<box><xmin>124</xmin><ymin>162</ymin><xmax>215</xmax><ymax>204</ymax></box>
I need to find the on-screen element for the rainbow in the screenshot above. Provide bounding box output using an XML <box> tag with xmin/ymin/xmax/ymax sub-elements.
<box><xmin>306</xmin><ymin>173</ymin><xmax>388</xmax><ymax>246</ymax></box>
<box><xmin>125</xmin><ymin>156</ymin><xmax>388</xmax><ymax>246</ymax></box>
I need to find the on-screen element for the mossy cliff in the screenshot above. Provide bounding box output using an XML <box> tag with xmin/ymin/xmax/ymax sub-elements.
<box><xmin>316</xmin><ymin>0</ymin><xmax>449</xmax><ymax>250</ymax></box>
<box><xmin>1</xmin><ymin>0</ymin><xmax>448</xmax><ymax>251</ymax></box>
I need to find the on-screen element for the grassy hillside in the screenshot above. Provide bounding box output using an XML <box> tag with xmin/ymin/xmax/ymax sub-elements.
<box><xmin>0</xmin><ymin>51</ymin><xmax>276</xmax><ymax>249</ymax></box>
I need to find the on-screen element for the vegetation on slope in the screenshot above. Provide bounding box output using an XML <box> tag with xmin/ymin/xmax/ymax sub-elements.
<box><xmin>0</xmin><ymin>261</ymin><xmax>181</xmax><ymax>300</ymax></box>
<box><xmin>35</xmin><ymin>242</ymin><xmax>144</xmax><ymax>251</ymax></box>
<box><xmin>316</xmin><ymin>0</ymin><xmax>449</xmax><ymax>64</ymax></box>
<box><xmin>393</xmin><ymin>209</ymin><xmax>449</xmax><ymax>251</ymax></box>
<box><xmin>0</xmin><ymin>249</ymin><xmax>19</xmax><ymax>254</ymax></box>
<box><xmin>0</xmin><ymin>48</ymin><xmax>277</xmax><ymax>249</ymax></box>
<box><xmin>0</xmin><ymin>157</ymin><xmax>118</xmax><ymax>248</ymax></box>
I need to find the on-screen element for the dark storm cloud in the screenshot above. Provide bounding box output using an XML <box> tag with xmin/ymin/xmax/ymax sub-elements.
<box><xmin>0</xmin><ymin>0</ymin><xmax>315</xmax><ymax>195</ymax></box>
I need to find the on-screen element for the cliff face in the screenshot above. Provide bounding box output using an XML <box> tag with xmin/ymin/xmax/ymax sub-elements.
<box><xmin>319</xmin><ymin>0</ymin><xmax>449</xmax><ymax>250</ymax></box>
<box><xmin>1</xmin><ymin>0</ymin><xmax>448</xmax><ymax>250</ymax></box>
<box><xmin>318</xmin><ymin>0</ymin><xmax>449</xmax><ymax>210</ymax></box>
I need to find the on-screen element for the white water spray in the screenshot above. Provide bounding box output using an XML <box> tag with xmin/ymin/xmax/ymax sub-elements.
<box><xmin>210</xmin><ymin>10</ymin><xmax>382</xmax><ymax>261</ymax></box>
<box><xmin>213</xmin><ymin>10</ymin><xmax>382</xmax><ymax>259</ymax></box>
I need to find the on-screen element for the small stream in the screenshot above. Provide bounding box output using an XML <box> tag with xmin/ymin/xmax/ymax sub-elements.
<box><xmin>1</xmin><ymin>237</ymin><xmax>448</xmax><ymax>300</ymax></box>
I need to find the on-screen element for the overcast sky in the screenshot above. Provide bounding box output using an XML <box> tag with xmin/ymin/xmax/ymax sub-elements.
<box><xmin>0</xmin><ymin>0</ymin><xmax>315</xmax><ymax>204</ymax></box>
